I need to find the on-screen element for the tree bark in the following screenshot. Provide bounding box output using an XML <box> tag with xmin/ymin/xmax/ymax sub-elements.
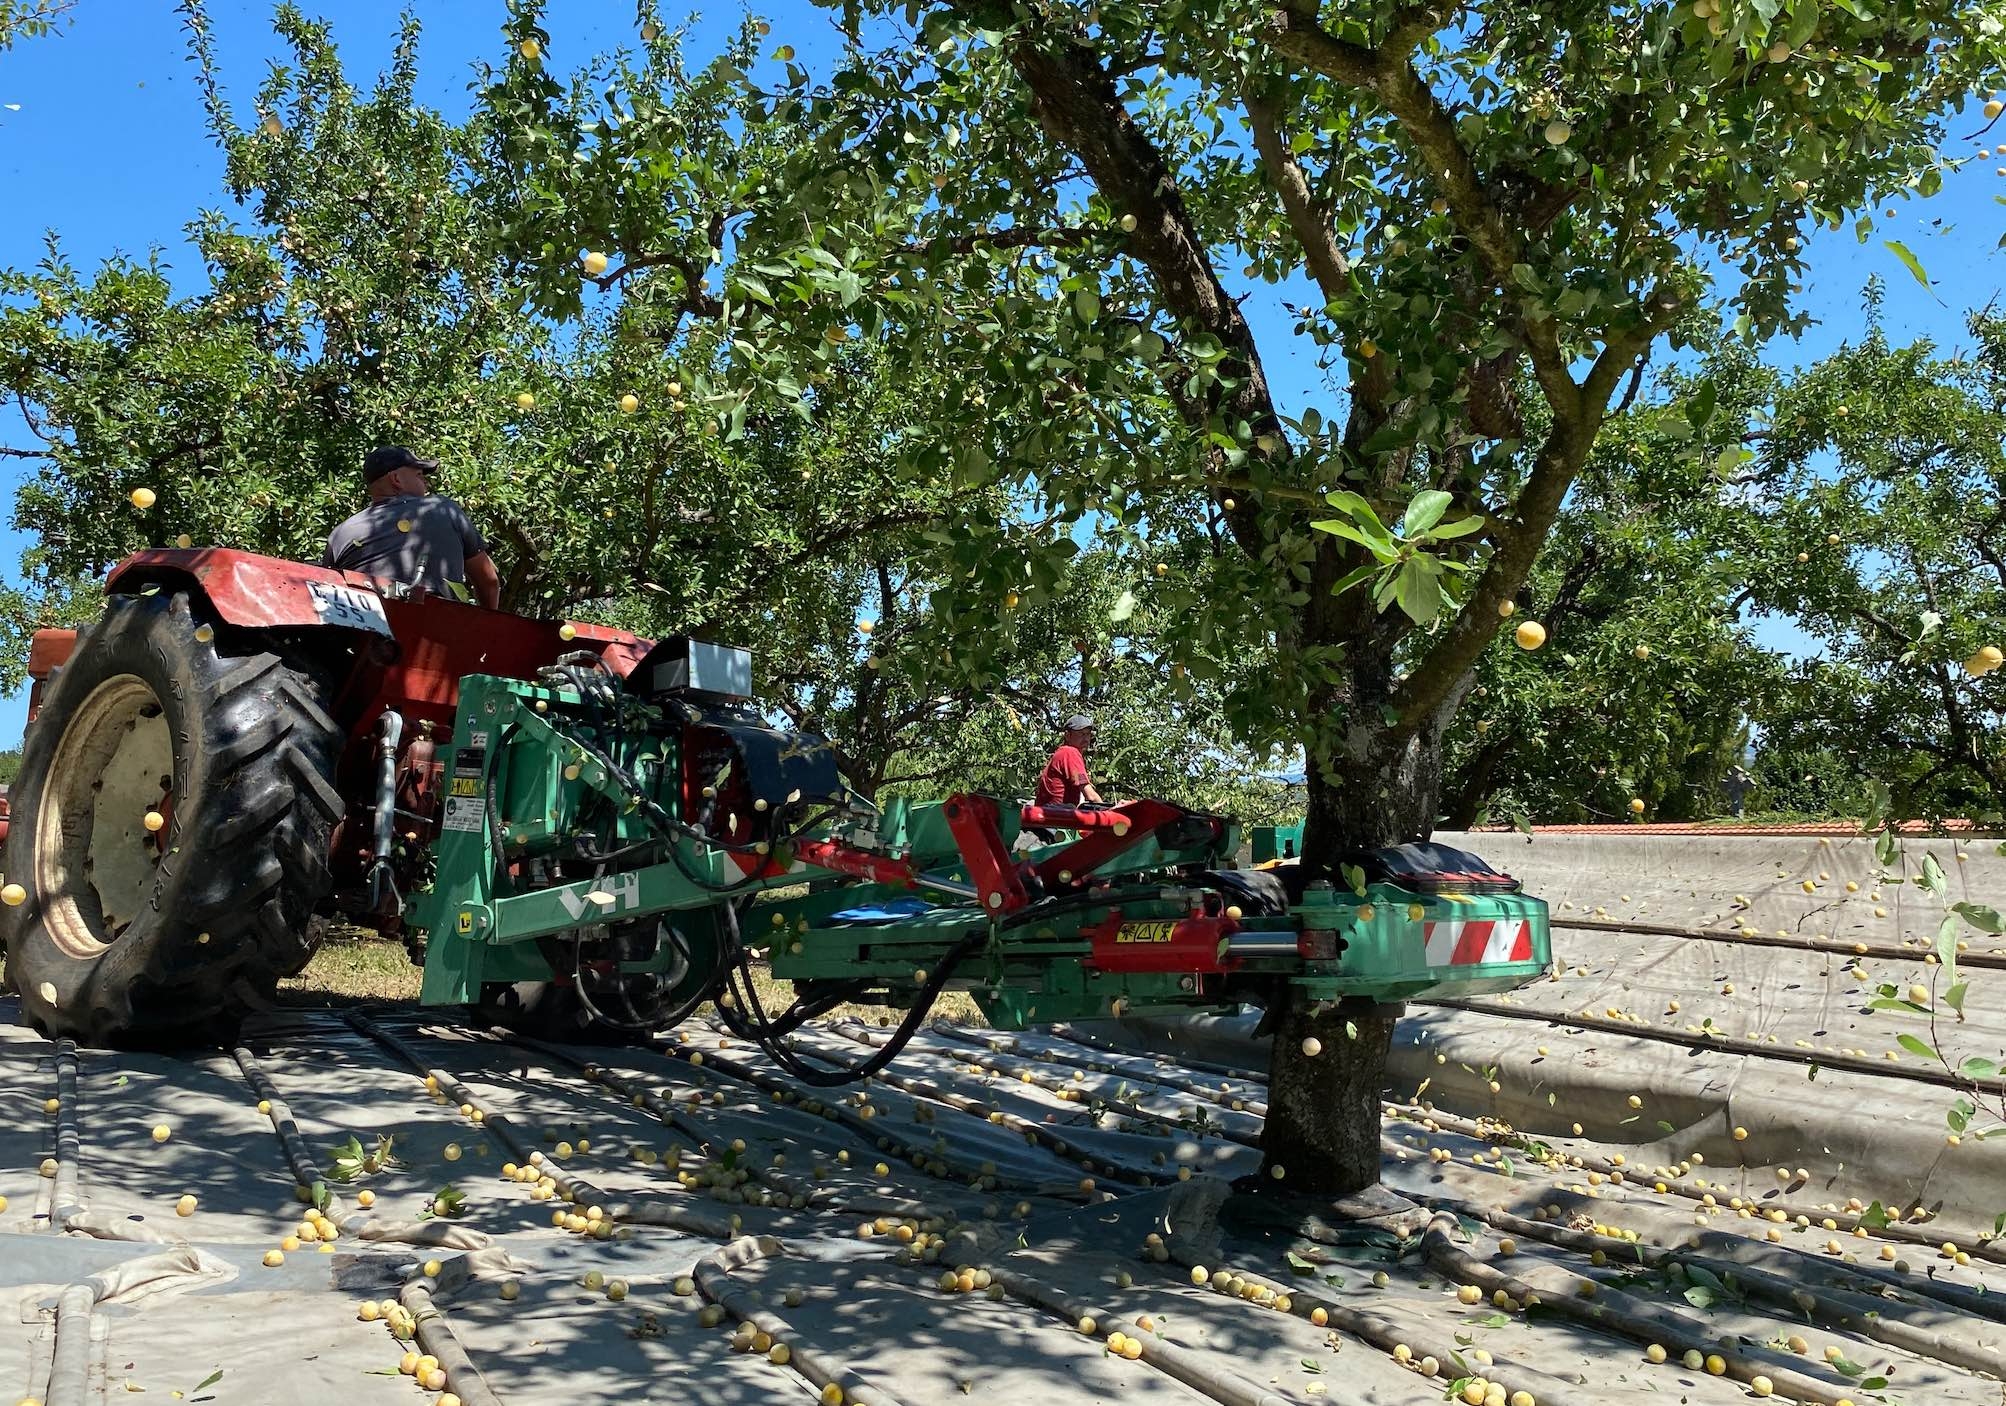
<box><xmin>1261</xmin><ymin>996</ymin><xmax>1395</xmax><ymax>1196</ymax></box>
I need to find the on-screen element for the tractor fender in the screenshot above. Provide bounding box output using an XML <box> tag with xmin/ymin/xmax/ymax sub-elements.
<box><xmin>105</xmin><ymin>548</ymin><xmax>395</xmax><ymax>634</ymax></box>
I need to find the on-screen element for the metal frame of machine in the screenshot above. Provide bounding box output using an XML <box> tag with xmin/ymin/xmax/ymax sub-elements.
<box><xmin>409</xmin><ymin>663</ymin><xmax>1551</xmax><ymax>1057</ymax></box>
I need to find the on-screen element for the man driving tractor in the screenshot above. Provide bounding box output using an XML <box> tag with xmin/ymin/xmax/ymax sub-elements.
<box><xmin>323</xmin><ymin>445</ymin><xmax>502</xmax><ymax>609</ymax></box>
<box><xmin>1036</xmin><ymin>713</ymin><xmax>1107</xmax><ymax>809</ymax></box>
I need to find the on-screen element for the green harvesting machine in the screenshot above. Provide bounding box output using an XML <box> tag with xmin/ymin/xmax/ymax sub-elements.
<box><xmin>406</xmin><ymin>635</ymin><xmax>1551</xmax><ymax>1061</ymax></box>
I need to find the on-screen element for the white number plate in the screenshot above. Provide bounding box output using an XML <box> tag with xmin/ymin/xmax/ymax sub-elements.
<box><xmin>307</xmin><ymin>581</ymin><xmax>392</xmax><ymax>635</ymax></box>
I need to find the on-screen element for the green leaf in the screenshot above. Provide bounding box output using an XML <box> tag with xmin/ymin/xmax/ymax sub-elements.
<box><xmin>1961</xmin><ymin>1056</ymin><xmax>1998</xmax><ymax>1079</ymax></box>
<box><xmin>1685</xmin><ymin>378</ymin><xmax>1718</xmax><ymax>430</ymax></box>
<box><xmin>1945</xmin><ymin>982</ymin><xmax>1970</xmax><ymax>1015</ymax></box>
<box><xmin>1876</xmin><ymin>829</ymin><xmax>1901</xmax><ymax>868</ymax></box>
<box><xmin>1896</xmin><ymin>1033</ymin><xmax>1936</xmax><ymax>1061</ymax></box>
<box><xmin>191</xmin><ymin>1370</ymin><xmax>224</xmax><ymax>1394</ymax></box>
<box><xmin>1286</xmin><ymin>1251</ymin><xmax>1317</xmax><ymax>1275</ymax></box>
<box><xmin>1340</xmin><ymin>864</ymin><xmax>1367</xmax><ymax>897</ymax></box>
<box><xmin>1328</xmin><ymin>560</ymin><xmax>1382</xmax><ymax>597</ymax></box>
<box><xmin>1426</xmin><ymin>514</ymin><xmax>1487</xmax><ymax>540</ymax></box>
<box><xmin>1300</xmin><ymin>1358</ymin><xmax>1324</xmax><ymax>1374</ymax></box>
<box><xmin>1920</xmin><ymin>853</ymin><xmax>1947</xmax><ymax>897</ymax></box>
<box><xmin>1403</xmin><ymin>490</ymin><xmax>1452</xmax><ymax>536</ymax></box>
<box><xmin>1684</xmin><ymin>1285</ymin><xmax>1716</xmax><ymax>1310</ymax></box>
<box><xmin>1310</xmin><ymin>518</ymin><xmax>1401</xmax><ymax>563</ymax></box>
<box><xmin>1322</xmin><ymin>490</ymin><xmax>1391</xmax><ymax>538</ymax></box>
<box><xmin>1936</xmin><ymin>913</ymin><xmax>1962</xmax><ymax>983</ymax></box>
<box><xmin>1393</xmin><ymin>560</ymin><xmax>1446</xmax><ymax>625</ymax></box>
<box><xmin>1882</xmin><ymin>239</ymin><xmax>1935</xmax><ymax>295</ymax></box>
<box><xmin>1954</xmin><ymin>902</ymin><xmax>2004</xmax><ymax>934</ymax></box>
<box><xmin>1859</xmin><ymin>1200</ymin><xmax>1891</xmax><ymax>1230</ymax></box>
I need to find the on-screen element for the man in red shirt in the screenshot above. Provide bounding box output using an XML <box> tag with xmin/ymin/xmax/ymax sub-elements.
<box><xmin>1036</xmin><ymin>714</ymin><xmax>1107</xmax><ymax>809</ymax></box>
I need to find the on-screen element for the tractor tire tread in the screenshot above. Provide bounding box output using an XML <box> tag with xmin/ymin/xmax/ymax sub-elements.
<box><xmin>1</xmin><ymin>589</ymin><xmax>345</xmax><ymax>1046</ymax></box>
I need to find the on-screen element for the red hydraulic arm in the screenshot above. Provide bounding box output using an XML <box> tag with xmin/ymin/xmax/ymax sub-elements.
<box><xmin>785</xmin><ymin>793</ymin><xmax>1227</xmax><ymax>918</ymax></box>
<box><xmin>942</xmin><ymin>794</ymin><xmax>1030</xmax><ymax>914</ymax></box>
<box><xmin>1028</xmin><ymin>799</ymin><xmax>1223</xmax><ymax>890</ymax></box>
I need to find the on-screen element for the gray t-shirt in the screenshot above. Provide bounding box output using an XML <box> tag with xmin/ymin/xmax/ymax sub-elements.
<box><xmin>322</xmin><ymin>493</ymin><xmax>487</xmax><ymax>598</ymax></box>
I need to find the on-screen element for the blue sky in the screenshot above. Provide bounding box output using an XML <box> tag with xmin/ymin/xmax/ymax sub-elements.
<box><xmin>0</xmin><ymin>2</ymin><xmax>2001</xmax><ymax>748</ymax></box>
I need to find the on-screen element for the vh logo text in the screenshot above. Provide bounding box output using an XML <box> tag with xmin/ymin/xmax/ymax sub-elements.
<box><xmin>556</xmin><ymin>870</ymin><xmax>641</xmax><ymax>921</ymax></box>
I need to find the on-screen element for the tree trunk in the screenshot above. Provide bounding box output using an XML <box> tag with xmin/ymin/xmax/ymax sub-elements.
<box><xmin>1256</xmin><ymin>641</ymin><xmax>1461</xmax><ymax>1196</ymax></box>
<box><xmin>1262</xmin><ymin>996</ymin><xmax>1395</xmax><ymax>1195</ymax></box>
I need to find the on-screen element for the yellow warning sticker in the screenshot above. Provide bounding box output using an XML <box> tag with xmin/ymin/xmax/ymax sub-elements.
<box><xmin>1115</xmin><ymin>920</ymin><xmax>1178</xmax><ymax>944</ymax></box>
<box><xmin>449</xmin><ymin>776</ymin><xmax>482</xmax><ymax>798</ymax></box>
<box><xmin>457</xmin><ymin>912</ymin><xmax>473</xmax><ymax>934</ymax></box>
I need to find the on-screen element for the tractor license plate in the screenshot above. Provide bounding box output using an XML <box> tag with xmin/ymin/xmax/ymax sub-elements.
<box><xmin>307</xmin><ymin>581</ymin><xmax>392</xmax><ymax>635</ymax></box>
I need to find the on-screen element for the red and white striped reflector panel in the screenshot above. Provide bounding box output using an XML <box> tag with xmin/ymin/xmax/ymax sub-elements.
<box><xmin>1422</xmin><ymin>917</ymin><xmax>1533</xmax><ymax>967</ymax></box>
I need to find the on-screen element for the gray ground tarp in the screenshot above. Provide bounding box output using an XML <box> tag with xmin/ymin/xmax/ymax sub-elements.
<box><xmin>2</xmin><ymin>829</ymin><xmax>2002</xmax><ymax>1403</ymax></box>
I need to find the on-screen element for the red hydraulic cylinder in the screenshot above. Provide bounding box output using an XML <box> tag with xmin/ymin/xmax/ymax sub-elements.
<box><xmin>1082</xmin><ymin>911</ymin><xmax>1243</xmax><ymax>974</ymax></box>
<box><xmin>790</xmin><ymin>837</ymin><xmax>922</xmax><ymax>889</ymax></box>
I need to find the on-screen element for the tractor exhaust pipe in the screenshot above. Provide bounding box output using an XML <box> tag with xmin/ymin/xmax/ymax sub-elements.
<box><xmin>367</xmin><ymin>709</ymin><xmax>404</xmax><ymax>913</ymax></box>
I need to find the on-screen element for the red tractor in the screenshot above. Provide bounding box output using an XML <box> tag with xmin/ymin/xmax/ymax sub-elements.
<box><xmin>1</xmin><ymin>547</ymin><xmax>650</xmax><ymax>1045</ymax></box>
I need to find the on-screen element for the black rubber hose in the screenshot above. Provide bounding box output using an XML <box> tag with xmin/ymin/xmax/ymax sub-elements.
<box><xmin>718</xmin><ymin>931</ymin><xmax>985</xmax><ymax>1087</ymax></box>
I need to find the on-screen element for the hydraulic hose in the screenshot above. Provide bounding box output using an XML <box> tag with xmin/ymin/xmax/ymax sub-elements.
<box><xmin>368</xmin><ymin>709</ymin><xmax>404</xmax><ymax>911</ymax></box>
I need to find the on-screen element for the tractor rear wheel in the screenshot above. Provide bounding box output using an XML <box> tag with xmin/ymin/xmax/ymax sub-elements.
<box><xmin>1</xmin><ymin>590</ymin><xmax>344</xmax><ymax>1045</ymax></box>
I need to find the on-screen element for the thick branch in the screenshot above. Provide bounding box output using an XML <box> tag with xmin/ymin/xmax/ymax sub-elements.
<box><xmin>953</xmin><ymin>2</ymin><xmax>1287</xmax><ymax>560</ymax></box>
<box><xmin>1386</xmin><ymin>279</ymin><xmax>1687</xmax><ymax>728</ymax></box>
<box><xmin>1259</xmin><ymin>8</ymin><xmax>1578</xmax><ymax>415</ymax></box>
<box><xmin>1386</xmin><ymin>415</ymin><xmax>1596</xmax><ymax>730</ymax></box>
<box><xmin>1243</xmin><ymin>88</ymin><xmax>1348</xmax><ymax>305</ymax></box>
<box><xmin>1263</xmin><ymin>2</ymin><xmax>1379</xmax><ymax>85</ymax></box>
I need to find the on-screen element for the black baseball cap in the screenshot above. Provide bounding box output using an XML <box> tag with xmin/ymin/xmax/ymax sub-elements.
<box><xmin>363</xmin><ymin>445</ymin><xmax>439</xmax><ymax>483</ymax></box>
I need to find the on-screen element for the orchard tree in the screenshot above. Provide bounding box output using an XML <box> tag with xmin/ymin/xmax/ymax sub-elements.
<box><xmin>488</xmin><ymin>0</ymin><xmax>2004</xmax><ymax>1196</ymax></box>
<box><xmin>1442</xmin><ymin>349</ymin><xmax>1790</xmax><ymax>827</ymax></box>
<box><xmin>1448</xmin><ymin>308</ymin><xmax>2006</xmax><ymax>829</ymax></box>
<box><xmin>1741</xmin><ymin>303</ymin><xmax>2006</xmax><ymax>822</ymax></box>
<box><xmin>872</xmin><ymin>546</ymin><xmax>1297</xmax><ymax>820</ymax></box>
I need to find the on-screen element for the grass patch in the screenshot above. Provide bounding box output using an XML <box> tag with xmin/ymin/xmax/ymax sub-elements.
<box><xmin>280</xmin><ymin>932</ymin><xmax>422</xmax><ymax>1007</ymax></box>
